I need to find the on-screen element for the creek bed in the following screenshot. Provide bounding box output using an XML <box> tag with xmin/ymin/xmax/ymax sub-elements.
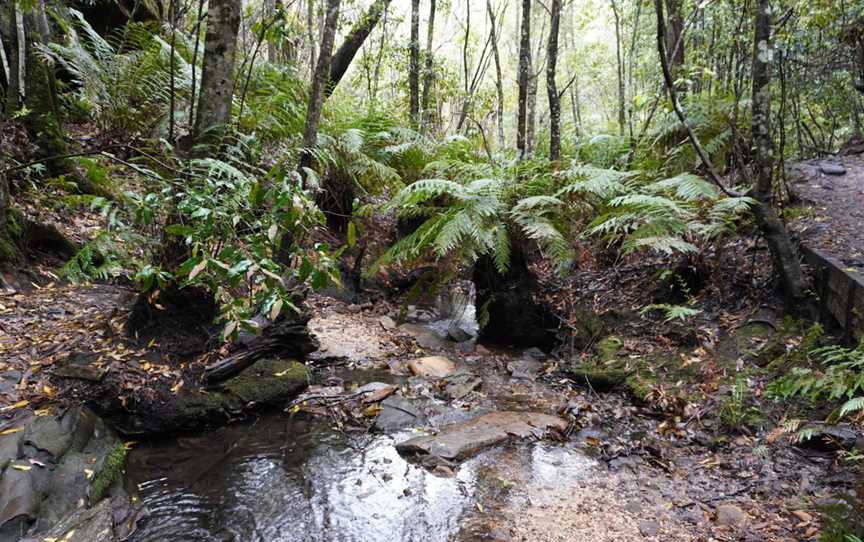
<box><xmin>124</xmin><ymin>373</ymin><xmax>596</xmax><ymax>541</ymax></box>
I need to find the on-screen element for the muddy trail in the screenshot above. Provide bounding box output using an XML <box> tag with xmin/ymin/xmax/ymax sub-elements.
<box><xmin>115</xmin><ymin>297</ymin><xmax>853</xmax><ymax>542</ymax></box>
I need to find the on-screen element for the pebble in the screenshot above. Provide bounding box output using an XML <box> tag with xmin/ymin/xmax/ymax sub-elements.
<box><xmin>715</xmin><ymin>503</ymin><xmax>749</xmax><ymax>527</ymax></box>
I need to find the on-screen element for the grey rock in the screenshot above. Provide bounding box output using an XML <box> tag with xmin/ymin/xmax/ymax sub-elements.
<box><xmin>508</xmin><ymin>357</ymin><xmax>542</xmax><ymax>380</ymax></box>
<box><xmin>379</xmin><ymin>316</ymin><xmax>397</xmax><ymax>331</ymax></box>
<box><xmin>396</xmin><ymin>411</ymin><xmax>567</xmax><ymax>465</ymax></box>
<box><xmin>715</xmin><ymin>503</ymin><xmax>748</xmax><ymax>527</ymax></box>
<box><xmin>374</xmin><ymin>396</ymin><xmax>428</xmax><ymax>431</ymax></box>
<box><xmin>522</xmin><ymin>347</ymin><xmax>546</xmax><ymax>360</ymax></box>
<box><xmin>820</xmin><ymin>162</ymin><xmax>847</xmax><ymax>176</ymax></box>
<box><xmin>0</xmin><ymin>371</ymin><xmax>22</xmax><ymax>394</ymax></box>
<box><xmin>441</xmin><ymin>373</ymin><xmax>482</xmax><ymax>400</ymax></box>
<box><xmin>638</xmin><ymin>519</ymin><xmax>661</xmax><ymax>537</ymax></box>
<box><xmin>447</xmin><ymin>326</ymin><xmax>472</xmax><ymax>343</ymax></box>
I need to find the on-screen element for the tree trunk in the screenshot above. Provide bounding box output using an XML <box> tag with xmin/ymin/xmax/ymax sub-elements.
<box><xmin>408</xmin><ymin>0</ymin><xmax>420</xmax><ymax>127</ymax></box>
<box><xmin>299</xmin><ymin>0</ymin><xmax>340</xmax><ymax>177</ymax></box>
<box><xmin>517</xmin><ymin>0</ymin><xmax>531</xmax><ymax>158</ymax></box>
<box><xmin>266</xmin><ymin>0</ymin><xmax>278</xmax><ymax>63</ymax></box>
<box><xmin>420</xmin><ymin>0</ymin><xmax>436</xmax><ymax>133</ymax></box>
<box><xmin>664</xmin><ymin>0</ymin><xmax>684</xmax><ymax>75</ymax></box>
<box><xmin>325</xmin><ymin>0</ymin><xmax>391</xmax><ymax>97</ymax></box>
<box><xmin>611</xmin><ymin>0</ymin><xmax>625</xmax><ymax>136</ymax></box>
<box><xmin>546</xmin><ymin>0</ymin><xmax>561</xmax><ymax>162</ymax></box>
<box><xmin>526</xmin><ymin>68</ymin><xmax>537</xmax><ymax>155</ymax></box>
<box><xmin>0</xmin><ymin>172</ymin><xmax>20</xmax><ymax>268</ymax></box>
<box><xmin>194</xmin><ymin>0</ymin><xmax>242</xmax><ymax>142</ymax></box>
<box><xmin>19</xmin><ymin>0</ymin><xmax>98</xmax><ymax>194</ymax></box>
<box><xmin>750</xmin><ymin>0</ymin><xmax>806</xmax><ymax>306</ymax></box>
<box><xmin>486</xmin><ymin>0</ymin><xmax>505</xmax><ymax>148</ymax></box>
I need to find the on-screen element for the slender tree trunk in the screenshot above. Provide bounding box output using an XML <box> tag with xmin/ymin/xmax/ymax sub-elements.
<box><xmin>517</xmin><ymin>0</ymin><xmax>531</xmax><ymax>158</ymax></box>
<box><xmin>307</xmin><ymin>0</ymin><xmax>317</xmax><ymax>74</ymax></box>
<box><xmin>486</xmin><ymin>0</ymin><xmax>505</xmax><ymax>148</ymax></box>
<box><xmin>325</xmin><ymin>0</ymin><xmax>391</xmax><ymax>97</ymax></box>
<box><xmin>570</xmin><ymin>79</ymin><xmax>582</xmax><ymax>136</ymax></box>
<box><xmin>664</xmin><ymin>0</ymin><xmax>684</xmax><ymax>75</ymax></box>
<box><xmin>546</xmin><ymin>0</ymin><xmax>561</xmax><ymax>162</ymax></box>
<box><xmin>408</xmin><ymin>0</ymin><xmax>420</xmax><ymax>126</ymax></box>
<box><xmin>2</xmin><ymin>3</ymin><xmax>20</xmax><ymax>116</ymax></box>
<box><xmin>421</xmin><ymin>0</ymin><xmax>437</xmax><ymax>133</ymax></box>
<box><xmin>526</xmin><ymin>68</ymin><xmax>537</xmax><ymax>154</ymax></box>
<box><xmin>194</xmin><ymin>0</ymin><xmax>242</xmax><ymax>142</ymax></box>
<box><xmin>371</xmin><ymin>9</ymin><xmax>388</xmax><ymax>103</ymax></box>
<box><xmin>611</xmin><ymin>0</ymin><xmax>625</xmax><ymax>136</ymax></box>
<box><xmin>299</xmin><ymin>0</ymin><xmax>340</xmax><ymax>179</ymax></box>
<box><xmin>750</xmin><ymin>0</ymin><xmax>806</xmax><ymax>305</ymax></box>
<box><xmin>266</xmin><ymin>0</ymin><xmax>278</xmax><ymax>63</ymax></box>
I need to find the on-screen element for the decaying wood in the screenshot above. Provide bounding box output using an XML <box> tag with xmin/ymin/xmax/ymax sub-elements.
<box><xmin>204</xmin><ymin>315</ymin><xmax>319</xmax><ymax>383</ymax></box>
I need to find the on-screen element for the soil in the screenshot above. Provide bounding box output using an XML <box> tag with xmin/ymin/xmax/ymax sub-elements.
<box><xmin>790</xmin><ymin>153</ymin><xmax>864</xmax><ymax>270</ymax></box>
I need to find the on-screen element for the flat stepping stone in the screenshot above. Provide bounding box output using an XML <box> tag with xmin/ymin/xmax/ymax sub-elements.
<box><xmin>396</xmin><ymin>411</ymin><xmax>567</xmax><ymax>465</ymax></box>
<box><xmin>819</xmin><ymin>162</ymin><xmax>847</xmax><ymax>175</ymax></box>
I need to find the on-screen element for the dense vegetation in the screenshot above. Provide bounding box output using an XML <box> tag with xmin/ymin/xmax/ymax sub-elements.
<box><xmin>2</xmin><ymin>0</ymin><xmax>864</xmax><ymax>535</ymax></box>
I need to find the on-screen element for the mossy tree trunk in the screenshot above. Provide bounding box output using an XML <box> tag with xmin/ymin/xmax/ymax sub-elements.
<box><xmin>193</xmin><ymin>0</ymin><xmax>242</xmax><ymax>144</ymax></box>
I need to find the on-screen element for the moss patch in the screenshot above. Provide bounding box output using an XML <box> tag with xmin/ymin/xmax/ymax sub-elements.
<box><xmin>89</xmin><ymin>441</ymin><xmax>126</xmax><ymax>504</ymax></box>
<box><xmin>222</xmin><ymin>358</ymin><xmax>309</xmax><ymax>405</ymax></box>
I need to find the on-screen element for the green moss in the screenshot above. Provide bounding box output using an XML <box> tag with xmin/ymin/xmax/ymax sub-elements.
<box><xmin>595</xmin><ymin>336</ymin><xmax>624</xmax><ymax>361</ymax></box>
<box><xmin>624</xmin><ymin>373</ymin><xmax>656</xmax><ymax>401</ymax></box>
<box><xmin>222</xmin><ymin>358</ymin><xmax>309</xmax><ymax>405</ymax></box>
<box><xmin>89</xmin><ymin>442</ymin><xmax>126</xmax><ymax>504</ymax></box>
<box><xmin>7</xmin><ymin>208</ymin><xmax>23</xmax><ymax>239</ymax></box>
<box><xmin>569</xmin><ymin>367</ymin><xmax>630</xmax><ymax>391</ymax></box>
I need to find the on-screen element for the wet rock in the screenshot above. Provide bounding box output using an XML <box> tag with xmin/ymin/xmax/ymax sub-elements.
<box><xmin>399</xmin><ymin>324</ymin><xmax>450</xmax><ymax>351</ymax></box>
<box><xmin>374</xmin><ymin>396</ymin><xmax>428</xmax><ymax>431</ymax></box>
<box><xmin>0</xmin><ymin>407</ymin><xmax>138</xmax><ymax>542</ymax></box>
<box><xmin>795</xmin><ymin>423</ymin><xmax>864</xmax><ymax>452</ymax></box>
<box><xmin>379</xmin><ymin>316</ymin><xmax>397</xmax><ymax>331</ymax></box>
<box><xmin>820</xmin><ymin>162</ymin><xmax>847</xmax><ymax>176</ymax></box>
<box><xmin>396</xmin><ymin>411</ymin><xmax>567</xmax><ymax>465</ymax></box>
<box><xmin>408</xmin><ymin>356</ymin><xmax>457</xmax><ymax>379</ymax></box>
<box><xmin>447</xmin><ymin>326</ymin><xmax>473</xmax><ymax>343</ymax></box>
<box><xmin>441</xmin><ymin>373</ymin><xmax>482</xmax><ymax>400</ymax></box>
<box><xmin>356</xmin><ymin>382</ymin><xmax>398</xmax><ymax>404</ymax></box>
<box><xmin>715</xmin><ymin>503</ymin><xmax>748</xmax><ymax>527</ymax></box>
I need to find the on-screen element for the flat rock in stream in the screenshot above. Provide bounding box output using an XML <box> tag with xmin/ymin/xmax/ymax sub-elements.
<box><xmin>396</xmin><ymin>411</ymin><xmax>567</xmax><ymax>465</ymax></box>
<box><xmin>408</xmin><ymin>356</ymin><xmax>457</xmax><ymax>379</ymax></box>
<box><xmin>374</xmin><ymin>396</ymin><xmax>428</xmax><ymax>431</ymax></box>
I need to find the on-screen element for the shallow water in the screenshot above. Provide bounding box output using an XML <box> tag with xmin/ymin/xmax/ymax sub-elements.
<box><xmin>126</xmin><ymin>401</ymin><xmax>596</xmax><ymax>541</ymax></box>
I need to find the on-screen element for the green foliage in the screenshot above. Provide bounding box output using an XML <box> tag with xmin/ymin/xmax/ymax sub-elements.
<box><xmin>639</xmin><ymin>303</ymin><xmax>702</xmax><ymax>323</ymax></box>
<box><xmin>40</xmin><ymin>11</ymin><xmax>188</xmax><ymax>134</ymax></box>
<box><xmin>769</xmin><ymin>333</ymin><xmax>864</xmax><ymax>422</ymax></box>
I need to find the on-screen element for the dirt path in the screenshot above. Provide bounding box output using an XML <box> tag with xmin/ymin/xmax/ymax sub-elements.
<box><xmin>791</xmin><ymin>154</ymin><xmax>864</xmax><ymax>270</ymax></box>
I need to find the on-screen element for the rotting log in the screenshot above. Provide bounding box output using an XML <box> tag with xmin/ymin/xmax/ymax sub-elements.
<box><xmin>204</xmin><ymin>315</ymin><xmax>319</xmax><ymax>383</ymax></box>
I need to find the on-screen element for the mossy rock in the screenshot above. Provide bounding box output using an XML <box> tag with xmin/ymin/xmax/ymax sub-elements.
<box><xmin>595</xmin><ymin>336</ymin><xmax>624</xmax><ymax>362</ymax></box>
<box><xmin>624</xmin><ymin>373</ymin><xmax>656</xmax><ymax>402</ymax></box>
<box><xmin>222</xmin><ymin>358</ymin><xmax>309</xmax><ymax>405</ymax></box>
<box><xmin>569</xmin><ymin>366</ymin><xmax>631</xmax><ymax>392</ymax></box>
